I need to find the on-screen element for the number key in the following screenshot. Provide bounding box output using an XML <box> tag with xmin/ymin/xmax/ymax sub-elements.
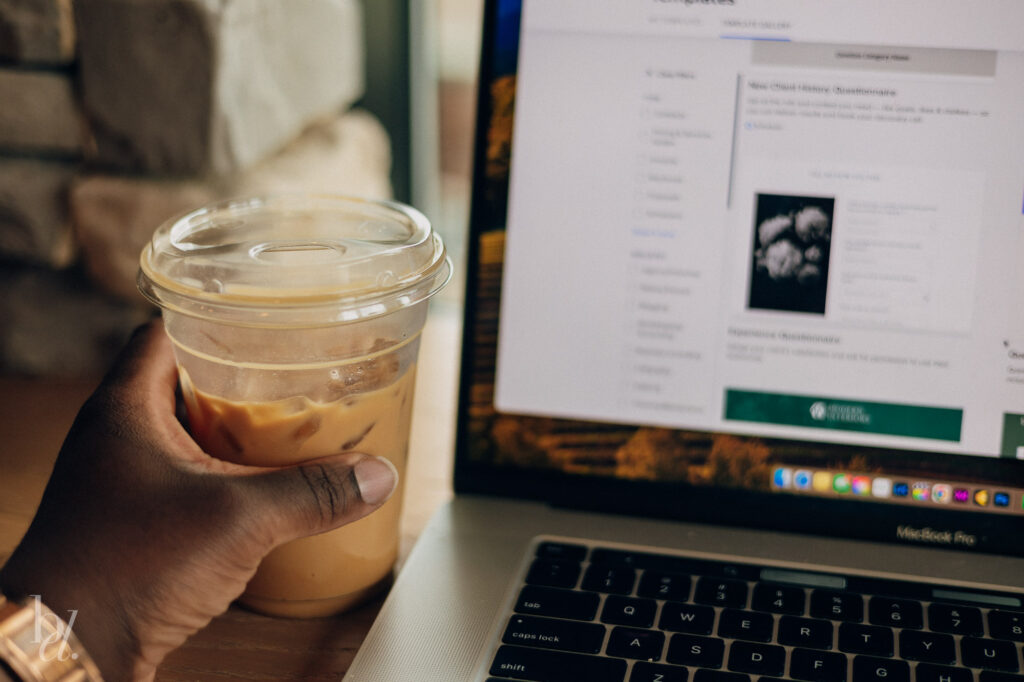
<box><xmin>752</xmin><ymin>584</ymin><xmax>806</xmax><ymax>615</ymax></box>
<box><xmin>869</xmin><ymin>597</ymin><xmax>923</xmax><ymax>629</ymax></box>
<box><xmin>811</xmin><ymin>590</ymin><xmax>863</xmax><ymax>622</ymax></box>
<box><xmin>929</xmin><ymin>603</ymin><xmax>983</xmax><ymax>636</ymax></box>
<box><xmin>582</xmin><ymin>564</ymin><xmax>636</xmax><ymax>595</ymax></box>
<box><xmin>695</xmin><ymin>577</ymin><xmax>748</xmax><ymax>608</ymax></box>
<box><xmin>638</xmin><ymin>571</ymin><xmax>691</xmax><ymax>601</ymax></box>
<box><xmin>989</xmin><ymin>611</ymin><xmax>1024</xmax><ymax>642</ymax></box>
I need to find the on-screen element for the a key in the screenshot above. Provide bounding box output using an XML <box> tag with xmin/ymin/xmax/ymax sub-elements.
<box><xmin>606</xmin><ymin>626</ymin><xmax>666</xmax><ymax>661</ymax></box>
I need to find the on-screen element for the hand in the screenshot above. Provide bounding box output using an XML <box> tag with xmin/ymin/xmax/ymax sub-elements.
<box><xmin>0</xmin><ymin>320</ymin><xmax>398</xmax><ymax>681</ymax></box>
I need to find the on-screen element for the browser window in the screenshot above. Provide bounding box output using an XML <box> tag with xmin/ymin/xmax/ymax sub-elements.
<box><xmin>495</xmin><ymin>0</ymin><xmax>1024</xmax><ymax>461</ymax></box>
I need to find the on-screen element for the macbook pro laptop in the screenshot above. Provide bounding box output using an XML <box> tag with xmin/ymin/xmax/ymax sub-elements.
<box><xmin>345</xmin><ymin>1</ymin><xmax>1024</xmax><ymax>680</ymax></box>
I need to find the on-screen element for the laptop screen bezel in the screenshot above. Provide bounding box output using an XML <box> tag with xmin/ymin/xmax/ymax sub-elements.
<box><xmin>452</xmin><ymin>0</ymin><xmax>1024</xmax><ymax>558</ymax></box>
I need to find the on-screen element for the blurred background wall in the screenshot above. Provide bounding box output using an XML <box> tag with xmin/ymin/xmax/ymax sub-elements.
<box><xmin>0</xmin><ymin>0</ymin><xmax>482</xmax><ymax>377</ymax></box>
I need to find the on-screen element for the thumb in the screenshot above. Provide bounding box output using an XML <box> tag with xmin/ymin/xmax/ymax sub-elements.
<box><xmin>235</xmin><ymin>453</ymin><xmax>398</xmax><ymax>546</ymax></box>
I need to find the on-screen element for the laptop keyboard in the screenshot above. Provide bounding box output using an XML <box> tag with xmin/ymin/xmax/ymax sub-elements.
<box><xmin>486</xmin><ymin>540</ymin><xmax>1024</xmax><ymax>682</ymax></box>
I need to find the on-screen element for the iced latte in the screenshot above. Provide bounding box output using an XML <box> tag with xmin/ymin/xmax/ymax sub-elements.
<box><xmin>137</xmin><ymin>195</ymin><xmax>450</xmax><ymax>617</ymax></box>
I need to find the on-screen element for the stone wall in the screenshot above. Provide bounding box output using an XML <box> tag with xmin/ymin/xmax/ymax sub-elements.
<box><xmin>0</xmin><ymin>0</ymin><xmax>391</xmax><ymax>376</ymax></box>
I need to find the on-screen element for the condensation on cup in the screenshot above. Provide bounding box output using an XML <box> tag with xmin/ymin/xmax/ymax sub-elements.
<box><xmin>137</xmin><ymin>195</ymin><xmax>451</xmax><ymax>617</ymax></box>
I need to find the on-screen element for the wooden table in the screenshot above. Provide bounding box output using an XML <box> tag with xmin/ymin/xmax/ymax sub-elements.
<box><xmin>0</xmin><ymin>306</ymin><xmax>461</xmax><ymax>680</ymax></box>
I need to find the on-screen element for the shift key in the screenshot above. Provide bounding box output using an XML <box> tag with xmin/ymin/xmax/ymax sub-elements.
<box><xmin>502</xmin><ymin>615</ymin><xmax>606</xmax><ymax>654</ymax></box>
<box><xmin>515</xmin><ymin>585</ymin><xmax>600</xmax><ymax>621</ymax></box>
<box><xmin>491</xmin><ymin>645</ymin><xmax>627</xmax><ymax>682</ymax></box>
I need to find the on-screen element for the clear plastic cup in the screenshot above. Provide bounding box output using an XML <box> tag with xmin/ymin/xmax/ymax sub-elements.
<box><xmin>137</xmin><ymin>195</ymin><xmax>450</xmax><ymax>617</ymax></box>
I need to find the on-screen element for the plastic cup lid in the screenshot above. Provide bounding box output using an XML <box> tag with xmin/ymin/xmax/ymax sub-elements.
<box><xmin>138</xmin><ymin>195</ymin><xmax>451</xmax><ymax>327</ymax></box>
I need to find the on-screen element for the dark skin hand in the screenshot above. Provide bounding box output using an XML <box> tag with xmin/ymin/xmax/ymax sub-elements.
<box><xmin>0</xmin><ymin>320</ymin><xmax>398</xmax><ymax>681</ymax></box>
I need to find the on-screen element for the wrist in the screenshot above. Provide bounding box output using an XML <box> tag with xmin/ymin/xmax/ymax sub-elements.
<box><xmin>0</xmin><ymin>594</ymin><xmax>104</xmax><ymax>682</ymax></box>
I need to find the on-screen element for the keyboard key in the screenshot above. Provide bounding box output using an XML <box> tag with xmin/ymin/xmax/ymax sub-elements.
<box><xmin>928</xmin><ymin>604</ymin><xmax>983</xmax><ymax>636</ymax></box>
<box><xmin>752</xmin><ymin>584</ymin><xmax>806</xmax><ymax>615</ymax></box>
<box><xmin>853</xmin><ymin>655</ymin><xmax>910</xmax><ymax>682</ymax></box>
<box><xmin>607</xmin><ymin>626</ymin><xmax>666</xmax><ymax>661</ymax></box>
<box><xmin>536</xmin><ymin>541</ymin><xmax>588</xmax><ymax>562</ymax></box>
<box><xmin>526</xmin><ymin>558</ymin><xmax>581</xmax><ymax>589</ymax></box>
<box><xmin>502</xmin><ymin>615</ymin><xmax>606</xmax><ymax>654</ymax></box>
<box><xmin>790</xmin><ymin>648</ymin><xmax>847</xmax><ymax>682</ymax></box>
<box><xmin>632</xmin><ymin>661</ymin><xmax>689</xmax><ymax>682</ymax></box>
<box><xmin>869</xmin><ymin>597</ymin><xmax>923</xmax><ymax>630</ymax></box>
<box><xmin>693</xmin><ymin>669</ymin><xmax>749</xmax><ymax>682</ymax></box>
<box><xmin>728</xmin><ymin>641</ymin><xmax>786</xmax><ymax>677</ymax></box>
<box><xmin>490</xmin><ymin>645</ymin><xmax>627</xmax><ymax>682</ymax></box>
<box><xmin>718</xmin><ymin>609</ymin><xmax>774</xmax><ymax>642</ymax></box>
<box><xmin>660</xmin><ymin>602</ymin><xmax>716</xmax><ymax>635</ymax></box>
<box><xmin>695</xmin><ymin>577</ymin><xmax>748</xmax><ymax>608</ymax></box>
<box><xmin>638</xmin><ymin>570</ymin><xmax>691</xmax><ymax>601</ymax></box>
<box><xmin>898</xmin><ymin>630</ymin><xmax>955</xmax><ymax>664</ymax></box>
<box><xmin>778</xmin><ymin>616</ymin><xmax>834</xmax><ymax>650</ymax></box>
<box><xmin>916</xmin><ymin>663</ymin><xmax>974</xmax><ymax>682</ymax></box>
<box><xmin>980</xmin><ymin>673</ymin><xmax>1024</xmax><ymax>682</ymax></box>
<box><xmin>515</xmin><ymin>585</ymin><xmax>599</xmax><ymax>621</ymax></box>
<box><xmin>602</xmin><ymin>595</ymin><xmax>657</xmax><ymax>628</ymax></box>
<box><xmin>667</xmin><ymin>634</ymin><xmax>726</xmax><ymax>668</ymax></box>
<box><xmin>811</xmin><ymin>590</ymin><xmax>864</xmax><ymax>622</ymax></box>
<box><xmin>839</xmin><ymin>623</ymin><xmax>895</xmax><ymax>657</ymax></box>
<box><xmin>989</xmin><ymin>611</ymin><xmax>1024</xmax><ymax>642</ymax></box>
<box><xmin>961</xmin><ymin>637</ymin><xmax>1020</xmax><ymax>672</ymax></box>
<box><xmin>582</xmin><ymin>564</ymin><xmax>637</xmax><ymax>595</ymax></box>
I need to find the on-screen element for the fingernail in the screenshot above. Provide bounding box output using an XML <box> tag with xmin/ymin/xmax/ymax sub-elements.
<box><xmin>353</xmin><ymin>456</ymin><xmax>398</xmax><ymax>505</ymax></box>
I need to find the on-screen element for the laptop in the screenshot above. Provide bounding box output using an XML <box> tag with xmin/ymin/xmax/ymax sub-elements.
<box><xmin>345</xmin><ymin>1</ymin><xmax>1024</xmax><ymax>680</ymax></box>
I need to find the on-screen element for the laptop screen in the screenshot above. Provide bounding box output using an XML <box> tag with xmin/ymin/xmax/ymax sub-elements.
<box><xmin>457</xmin><ymin>0</ymin><xmax>1024</xmax><ymax>555</ymax></box>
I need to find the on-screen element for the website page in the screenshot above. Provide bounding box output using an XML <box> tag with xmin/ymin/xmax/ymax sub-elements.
<box><xmin>495</xmin><ymin>1</ymin><xmax>1024</xmax><ymax>458</ymax></box>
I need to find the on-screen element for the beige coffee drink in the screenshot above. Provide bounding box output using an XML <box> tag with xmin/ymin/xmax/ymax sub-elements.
<box><xmin>137</xmin><ymin>195</ymin><xmax>450</xmax><ymax>617</ymax></box>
